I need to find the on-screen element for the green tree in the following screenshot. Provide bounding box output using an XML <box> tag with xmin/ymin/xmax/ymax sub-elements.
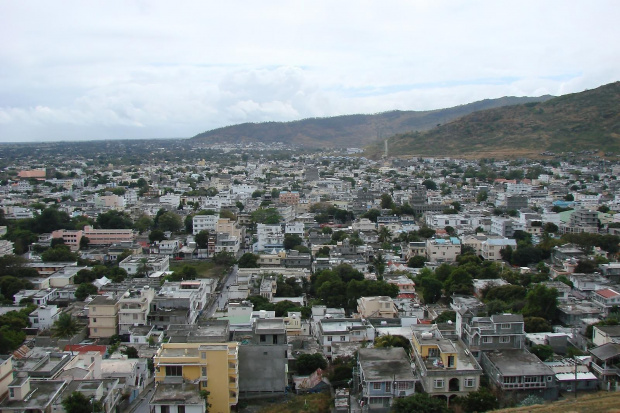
<box><xmin>524</xmin><ymin>316</ymin><xmax>552</xmax><ymax>333</ymax></box>
<box><xmin>0</xmin><ymin>276</ymin><xmax>34</xmax><ymax>301</ymax></box>
<box><xmin>456</xmin><ymin>388</ymin><xmax>499</xmax><ymax>413</ymax></box>
<box><xmin>392</xmin><ymin>393</ymin><xmax>449</xmax><ymax>413</ymax></box>
<box><xmin>380</xmin><ymin>193</ymin><xmax>394</xmax><ymax>209</ymax></box>
<box><xmin>250</xmin><ymin>208</ymin><xmax>282</xmax><ymax>224</ymax></box>
<box><xmin>212</xmin><ymin>251</ymin><xmax>236</xmax><ymax>266</ymax></box>
<box><xmin>238</xmin><ymin>253</ymin><xmax>259</xmax><ymax>268</ymax></box>
<box><xmin>530</xmin><ymin>344</ymin><xmax>554</xmax><ymax>361</ymax></box>
<box><xmin>407</xmin><ymin>255</ymin><xmax>426</xmax><ymax>268</ymax></box>
<box><xmin>41</xmin><ymin>245</ymin><xmax>78</xmax><ymax>262</ymax></box>
<box><xmin>75</xmin><ymin>283</ymin><xmax>98</xmax><ymax>301</ymax></box>
<box><xmin>296</xmin><ymin>353</ymin><xmax>327</xmax><ymax>375</ymax></box>
<box><xmin>434</xmin><ymin>311</ymin><xmax>456</xmax><ymax>323</ymax></box>
<box><xmin>195</xmin><ymin>230</ymin><xmax>210</xmax><ymax>249</ymax></box>
<box><xmin>51</xmin><ymin>313</ymin><xmax>80</xmax><ymax>338</ymax></box>
<box><xmin>422</xmin><ymin>179</ymin><xmax>438</xmax><ymax>191</ymax></box>
<box><xmin>96</xmin><ymin>210</ymin><xmax>133</xmax><ymax>229</ymax></box>
<box><xmin>283</xmin><ymin>234</ymin><xmax>303</xmax><ymax>250</ymax></box>
<box><xmin>158</xmin><ymin>211</ymin><xmax>183</xmax><ymax>232</ymax></box>
<box><xmin>149</xmin><ymin>229</ymin><xmax>166</xmax><ymax>243</ymax></box>
<box><xmin>373</xmin><ymin>334</ymin><xmax>411</xmax><ymax>354</ymax></box>
<box><xmin>522</xmin><ymin>285</ymin><xmax>558</xmax><ymax>320</ymax></box>
<box><xmin>62</xmin><ymin>392</ymin><xmax>103</xmax><ymax>413</ymax></box>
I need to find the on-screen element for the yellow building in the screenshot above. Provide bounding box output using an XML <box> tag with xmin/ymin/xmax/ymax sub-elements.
<box><xmin>154</xmin><ymin>342</ymin><xmax>239</xmax><ymax>413</ymax></box>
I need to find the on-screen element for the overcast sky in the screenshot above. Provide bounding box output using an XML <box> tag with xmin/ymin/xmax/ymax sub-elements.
<box><xmin>0</xmin><ymin>0</ymin><xmax>618</xmax><ymax>143</ymax></box>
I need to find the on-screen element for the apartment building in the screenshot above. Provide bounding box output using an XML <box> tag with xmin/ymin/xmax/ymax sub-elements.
<box><xmin>426</xmin><ymin>238</ymin><xmax>461</xmax><ymax>263</ymax></box>
<box><xmin>154</xmin><ymin>342</ymin><xmax>240</xmax><ymax>413</ymax></box>
<box><xmin>357</xmin><ymin>296</ymin><xmax>398</xmax><ymax>319</ymax></box>
<box><xmin>118</xmin><ymin>286</ymin><xmax>155</xmax><ymax>335</ymax></box>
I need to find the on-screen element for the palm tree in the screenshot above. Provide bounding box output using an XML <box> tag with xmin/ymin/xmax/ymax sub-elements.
<box><xmin>378</xmin><ymin>226</ymin><xmax>392</xmax><ymax>243</ymax></box>
<box><xmin>51</xmin><ymin>313</ymin><xmax>80</xmax><ymax>338</ymax></box>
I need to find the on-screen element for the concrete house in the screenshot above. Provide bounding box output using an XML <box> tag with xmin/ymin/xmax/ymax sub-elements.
<box><xmin>410</xmin><ymin>325</ymin><xmax>483</xmax><ymax>403</ymax></box>
<box><xmin>357</xmin><ymin>347</ymin><xmax>416</xmax><ymax>411</ymax></box>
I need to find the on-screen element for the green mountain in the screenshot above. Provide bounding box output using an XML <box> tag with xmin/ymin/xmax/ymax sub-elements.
<box><xmin>367</xmin><ymin>81</ymin><xmax>620</xmax><ymax>158</ymax></box>
<box><xmin>191</xmin><ymin>96</ymin><xmax>552</xmax><ymax>148</ymax></box>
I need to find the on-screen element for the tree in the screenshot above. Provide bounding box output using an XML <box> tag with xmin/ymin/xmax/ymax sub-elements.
<box><xmin>524</xmin><ymin>316</ymin><xmax>552</xmax><ymax>333</ymax></box>
<box><xmin>212</xmin><ymin>251</ymin><xmax>236</xmax><ymax>266</ymax></box>
<box><xmin>75</xmin><ymin>283</ymin><xmax>98</xmax><ymax>301</ymax></box>
<box><xmin>158</xmin><ymin>211</ymin><xmax>183</xmax><ymax>232</ymax></box>
<box><xmin>407</xmin><ymin>255</ymin><xmax>426</xmax><ymax>268</ymax></box>
<box><xmin>0</xmin><ymin>276</ymin><xmax>34</xmax><ymax>301</ymax></box>
<box><xmin>434</xmin><ymin>311</ymin><xmax>456</xmax><ymax>323</ymax></box>
<box><xmin>96</xmin><ymin>210</ymin><xmax>133</xmax><ymax>229</ymax></box>
<box><xmin>530</xmin><ymin>344</ymin><xmax>554</xmax><ymax>361</ymax></box>
<box><xmin>283</xmin><ymin>234</ymin><xmax>303</xmax><ymax>250</ymax></box>
<box><xmin>238</xmin><ymin>253</ymin><xmax>259</xmax><ymax>268</ymax></box>
<box><xmin>374</xmin><ymin>334</ymin><xmax>411</xmax><ymax>354</ymax></box>
<box><xmin>392</xmin><ymin>393</ymin><xmax>449</xmax><ymax>413</ymax></box>
<box><xmin>51</xmin><ymin>312</ymin><xmax>80</xmax><ymax>338</ymax></box>
<box><xmin>360</xmin><ymin>208</ymin><xmax>381</xmax><ymax>223</ymax></box>
<box><xmin>250</xmin><ymin>208</ymin><xmax>282</xmax><ymax>224</ymax></box>
<box><xmin>123</xmin><ymin>346</ymin><xmax>139</xmax><ymax>358</ymax></box>
<box><xmin>195</xmin><ymin>230</ymin><xmax>209</xmax><ymax>249</ymax></box>
<box><xmin>421</xmin><ymin>179</ymin><xmax>438</xmax><ymax>191</ymax></box>
<box><xmin>378</xmin><ymin>226</ymin><xmax>392</xmax><ymax>243</ymax></box>
<box><xmin>296</xmin><ymin>353</ymin><xmax>327</xmax><ymax>375</ymax></box>
<box><xmin>62</xmin><ymin>392</ymin><xmax>103</xmax><ymax>413</ymax></box>
<box><xmin>380</xmin><ymin>193</ymin><xmax>394</xmax><ymax>209</ymax></box>
<box><xmin>41</xmin><ymin>245</ymin><xmax>78</xmax><ymax>262</ymax></box>
<box><xmin>373</xmin><ymin>253</ymin><xmax>386</xmax><ymax>277</ymax></box>
<box><xmin>134</xmin><ymin>214</ymin><xmax>154</xmax><ymax>233</ymax></box>
<box><xmin>77</xmin><ymin>236</ymin><xmax>89</xmax><ymax>250</ymax></box>
<box><xmin>456</xmin><ymin>388</ymin><xmax>498</xmax><ymax>413</ymax></box>
<box><xmin>544</xmin><ymin>222</ymin><xmax>559</xmax><ymax>233</ymax></box>
<box><xmin>149</xmin><ymin>229</ymin><xmax>166</xmax><ymax>243</ymax></box>
<box><xmin>522</xmin><ymin>284</ymin><xmax>558</xmax><ymax>320</ymax></box>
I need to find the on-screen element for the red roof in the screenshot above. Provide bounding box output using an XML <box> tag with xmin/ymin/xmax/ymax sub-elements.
<box><xmin>397</xmin><ymin>293</ymin><xmax>416</xmax><ymax>299</ymax></box>
<box><xmin>596</xmin><ymin>288</ymin><xmax>620</xmax><ymax>299</ymax></box>
<box><xmin>64</xmin><ymin>344</ymin><xmax>108</xmax><ymax>355</ymax></box>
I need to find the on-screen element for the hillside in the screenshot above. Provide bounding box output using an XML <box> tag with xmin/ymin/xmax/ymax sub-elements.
<box><xmin>367</xmin><ymin>81</ymin><xmax>620</xmax><ymax>158</ymax></box>
<box><xmin>190</xmin><ymin>96</ymin><xmax>552</xmax><ymax>148</ymax></box>
<box><xmin>494</xmin><ymin>391</ymin><xmax>620</xmax><ymax>413</ymax></box>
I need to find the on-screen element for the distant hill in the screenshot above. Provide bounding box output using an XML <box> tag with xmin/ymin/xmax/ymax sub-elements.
<box><xmin>367</xmin><ymin>81</ymin><xmax>620</xmax><ymax>158</ymax></box>
<box><xmin>190</xmin><ymin>96</ymin><xmax>552</xmax><ymax>148</ymax></box>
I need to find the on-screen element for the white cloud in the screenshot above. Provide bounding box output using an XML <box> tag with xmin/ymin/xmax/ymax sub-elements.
<box><xmin>0</xmin><ymin>0</ymin><xmax>619</xmax><ymax>142</ymax></box>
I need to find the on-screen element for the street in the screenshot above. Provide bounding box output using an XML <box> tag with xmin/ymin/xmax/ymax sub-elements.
<box><xmin>204</xmin><ymin>264</ymin><xmax>237</xmax><ymax>318</ymax></box>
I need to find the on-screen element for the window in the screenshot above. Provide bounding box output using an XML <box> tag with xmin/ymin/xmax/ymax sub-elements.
<box><xmin>465</xmin><ymin>378</ymin><xmax>475</xmax><ymax>388</ymax></box>
<box><xmin>9</xmin><ymin>388</ymin><xmax>14</xmax><ymax>398</ymax></box>
<box><xmin>165</xmin><ymin>366</ymin><xmax>182</xmax><ymax>376</ymax></box>
<box><xmin>500</xmin><ymin>336</ymin><xmax>510</xmax><ymax>343</ymax></box>
<box><xmin>340</xmin><ymin>336</ymin><xmax>346</xmax><ymax>341</ymax></box>
<box><xmin>93</xmin><ymin>328</ymin><xmax>97</xmax><ymax>333</ymax></box>
<box><xmin>201</xmin><ymin>367</ymin><xmax>207</xmax><ymax>377</ymax></box>
<box><xmin>201</xmin><ymin>352</ymin><xmax>206</xmax><ymax>359</ymax></box>
<box><xmin>161</xmin><ymin>406</ymin><xmax>169</xmax><ymax>413</ymax></box>
<box><xmin>327</xmin><ymin>336</ymin><xmax>332</xmax><ymax>342</ymax></box>
<box><xmin>133</xmin><ymin>314</ymin><xmax>138</xmax><ymax>320</ymax></box>
<box><xmin>501</xmin><ymin>323</ymin><xmax>510</xmax><ymax>329</ymax></box>
<box><xmin>260</xmin><ymin>335</ymin><xmax>266</xmax><ymax>343</ymax></box>
<box><xmin>373</xmin><ymin>382</ymin><xmax>381</xmax><ymax>390</ymax></box>
<box><xmin>482</xmin><ymin>337</ymin><xmax>492</xmax><ymax>343</ymax></box>
<box><xmin>177</xmin><ymin>406</ymin><xmax>185</xmax><ymax>413</ymax></box>
<box><xmin>93</xmin><ymin>318</ymin><xmax>97</xmax><ymax>323</ymax></box>
<box><xmin>385</xmin><ymin>381</ymin><xmax>391</xmax><ymax>393</ymax></box>
<box><xmin>434</xmin><ymin>379</ymin><xmax>444</xmax><ymax>388</ymax></box>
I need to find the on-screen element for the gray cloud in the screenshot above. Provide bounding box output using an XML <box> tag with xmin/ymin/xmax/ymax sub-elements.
<box><xmin>0</xmin><ymin>0</ymin><xmax>619</xmax><ymax>142</ymax></box>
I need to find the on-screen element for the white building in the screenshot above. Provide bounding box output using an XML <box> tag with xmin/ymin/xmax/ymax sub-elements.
<box><xmin>193</xmin><ymin>214</ymin><xmax>219</xmax><ymax>235</ymax></box>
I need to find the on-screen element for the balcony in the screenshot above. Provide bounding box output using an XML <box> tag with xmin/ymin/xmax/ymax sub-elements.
<box><xmin>590</xmin><ymin>362</ymin><xmax>620</xmax><ymax>377</ymax></box>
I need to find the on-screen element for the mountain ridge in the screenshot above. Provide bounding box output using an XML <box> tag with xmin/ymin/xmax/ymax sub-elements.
<box><xmin>191</xmin><ymin>95</ymin><xmax>553</xmax><ymax>148</ymax></box>
<box><xmin>366</xmin><ymin>81</ymin><xmax>620</xmax><ymax>158</ymax></box>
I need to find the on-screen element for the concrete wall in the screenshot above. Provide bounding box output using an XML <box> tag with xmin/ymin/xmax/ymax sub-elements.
<box><xmin>238</xmin><ymin>345</ymin><xmax>288</xmax><ymax>395</ymax></box>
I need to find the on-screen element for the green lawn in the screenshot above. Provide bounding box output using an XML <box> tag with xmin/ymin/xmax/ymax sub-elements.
<box><xmin>169</xmin><ymin>260</ymin><xmax>228</xmax><ymax>279</ymax></box>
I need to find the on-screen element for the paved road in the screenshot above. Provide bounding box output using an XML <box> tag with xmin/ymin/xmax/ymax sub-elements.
<box><xmin>124</xmin><ymin>382</ymin><xmax>155</xmax><ymax>413</ymax></box>
<box><xmin>204</xmin><ymin>264</ymin><xmax>237</xmax><ymax>318</ymax></box>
